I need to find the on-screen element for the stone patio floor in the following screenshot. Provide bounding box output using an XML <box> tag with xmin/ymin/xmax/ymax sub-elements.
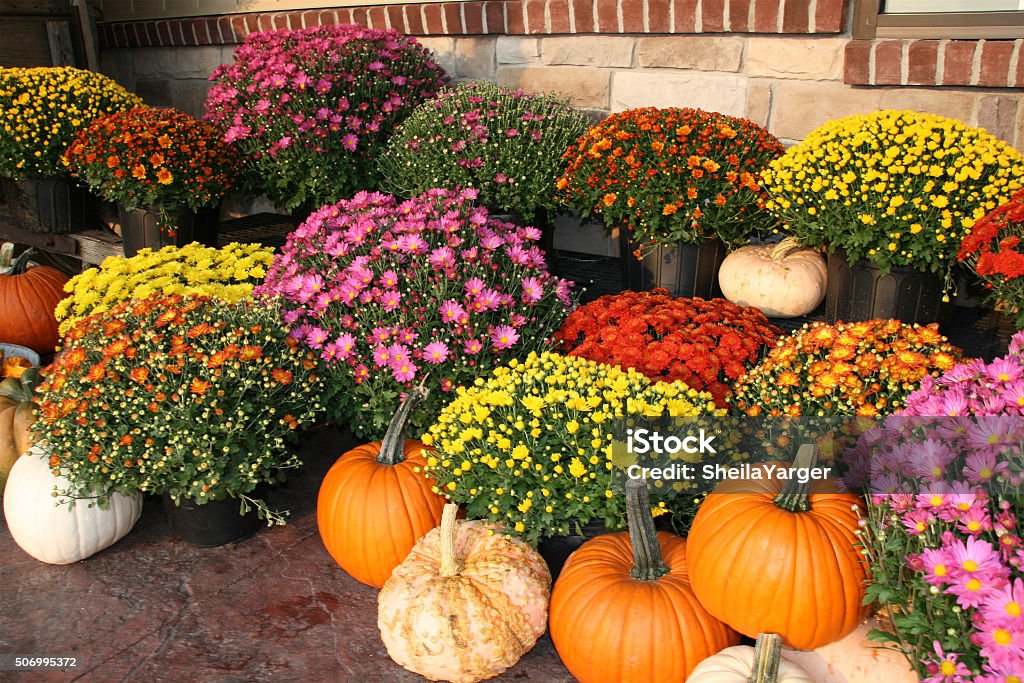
<box><xmin>0</xmin><ymin>425</ymin><xmax>576</xmax><ymax>682</ymax></box>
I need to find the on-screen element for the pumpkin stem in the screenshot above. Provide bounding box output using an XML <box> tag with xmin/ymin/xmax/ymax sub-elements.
<box><xmin>769</xmin><ymin>237</ymin><xmax>806</xmax><ymax>261</ymax></box>
<box><xmin>772</xmin><ymin>442</ymin><xmax>817</xmax><ymax>513</ymax></box>
<box><xmin>625</xmin><ymin>478</ymin><xmax>670</xmax><ymax>581</ymax></box>
<box><xmin>9</xmin><ymin>247</ymin><xmax>36</xmax><ymax>275</ymax></box>
<box><xmin>438</xmin><ymin>502</ymin><xmax>462</xmax><ymax>577</ymax></box>
<box><xmin>0</xmin><ymin>242</ymin><xmax>13</xmax><ymax>269</ymax></box>
<box><xmin>377</xmin><ymin>383</ymin><xmax>429</xmax><ymax>465</ymax></box>
<box><xmin>747</xmin><ymin>633</ymin><xmax>783</xmax><ymax>683</ymax></box>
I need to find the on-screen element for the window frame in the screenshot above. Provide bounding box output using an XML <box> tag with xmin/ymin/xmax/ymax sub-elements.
<box><xmin>853</xmin><ymin>0</ymin><xmax>1024</xmax><ymax>39</ymax></box>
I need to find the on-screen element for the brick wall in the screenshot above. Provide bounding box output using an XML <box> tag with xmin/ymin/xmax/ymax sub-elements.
<box><xmin>95</xmin><ymin>1</ymin><xmax>1024</xmax><ymax>255</ymax></box>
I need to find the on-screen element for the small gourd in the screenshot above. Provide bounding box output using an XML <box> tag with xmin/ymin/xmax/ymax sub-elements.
<box><xmin>4</xmin><ymin>445</ymin><xmax>143</xmax><ymax>564</ymax></box>
<box><xmin>0</xmin><ymin>367</ymin><xmax>40</xmax><ymax>493</ymax></box>
<box><xmin>718</xmin><ymin>237</ymin><xmax>827</xmax><ymax>318</ymax></box>
<box><xmin>688</xmin><ymin>633</ymin><xmax>815</xmax><ymax>682</ymax></box>
<box><xmin>378</xmin><ymin>503</ymin><xmax>551</xmax><ymax>682</ymax></box>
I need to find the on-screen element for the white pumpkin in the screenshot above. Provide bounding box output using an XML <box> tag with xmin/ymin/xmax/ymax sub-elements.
<box><xmin>718</xmin><ymin>238</ymin><xmax>827</xmax><ymax>318</ymax></box>
<box><xmin>3</xmin><ymin>445</ymin><xmax>143</xmax><ymax>564</ymax></box>
<box><xmin>689</xmin><ymin>634</ymin><xmax>815</xmax><ymax>683</ymax></box>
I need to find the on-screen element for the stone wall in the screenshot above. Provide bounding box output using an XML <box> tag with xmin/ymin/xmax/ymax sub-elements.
<box><xmin>96</xmin><ymin>4</ymin><xmax>1024</xmax><ymax>256</ymax></box>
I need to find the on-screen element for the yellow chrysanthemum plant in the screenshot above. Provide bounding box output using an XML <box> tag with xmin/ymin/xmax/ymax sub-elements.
<box><xmin>761</xmin><ymin>110</ymin><xmax>1024</xmax><ymax>291</ymax></box>
<box><xmin>0</xmin><ymin>67</ymin><xmax>142</xmax><ymax>178</ymax></box>
<box><xmin>54</xmin><ymin>242</ymin><xmax>274</xmax><ymax>336</ymax></box>
<box><xmin>420</xmin><ymin>351</ymin><xmax>724</xmax><ymax>546</ymax></box>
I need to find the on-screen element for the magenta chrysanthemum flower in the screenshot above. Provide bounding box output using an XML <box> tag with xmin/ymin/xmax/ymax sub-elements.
<box><xmin>423</xmin><ymin>341</ymin><xmax>449</xmax><ymax>365</ymax></box>
<box><xmin>491</xmin><ymin>325</ymin><xmax>520</xmax><ymax>351</ymax></box>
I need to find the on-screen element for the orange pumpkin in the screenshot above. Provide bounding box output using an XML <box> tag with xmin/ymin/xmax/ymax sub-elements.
<box><xmin>549</xmin><ymin>478</ymin><xmax>740</xmax><ymax>683</ymax></box>
<box><xmin>686</xmin><ymin>443</ymin><xmax>869</xmax><ymax>650</ymax></box>
<box><xmin>0</xmin><ymin>247</ymin><xmax>69</xmax><ymax>354</ymax></box>
<box><xmin>317</xmin><ymin>387</ymin><xmax>446</xmax><ymax>588</ymax></box>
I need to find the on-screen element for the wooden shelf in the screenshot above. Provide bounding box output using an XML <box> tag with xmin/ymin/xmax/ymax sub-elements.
<box><xmin>0</xmin><ymin>212</ymin><xmax>299</xmax><ymax>271</ymax></box>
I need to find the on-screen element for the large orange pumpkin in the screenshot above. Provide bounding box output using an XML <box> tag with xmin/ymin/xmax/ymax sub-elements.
<box><xmin>0</xmin><ymin>246</ymin><xmax>69</xmax><ymax>354</ymax></box>
<box><xmin>317</xmin><ymin>387</ymin><xmax>446</xmax><ymax>588</ymax></box>
<box><xmin>549</xmin><ymin>478</ymin><xmax>740</xmax><ymax>683</ymax></box>
<box><xmin>686</xmin><ymin>443</ymin><xmax>869</xmax><ymax>650</ymax></box>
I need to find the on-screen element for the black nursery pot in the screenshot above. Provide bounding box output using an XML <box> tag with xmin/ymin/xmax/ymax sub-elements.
<box><xmin>620</xmin><ymin>230</ymin><xmax>727</xmax><ymax>299</ymax></box>
<box><xmin>538</xmin><ymin>519</ymin><xmax>614</xmax><ymax>582</ymax></box>
<box><xmin>163</xmin><ymin>491</ymin><xmax>264</xmax><ymax>547</ymax></box>
<box><xmin>825</xmin><ymin>247</ymin><xmax>956</xmax><ymax>327</ymax></box>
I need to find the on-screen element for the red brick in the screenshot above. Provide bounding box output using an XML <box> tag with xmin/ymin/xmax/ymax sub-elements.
<box><xmin>979</xmin><ymin>40</ymin><xmax>1015</xmax><ymax>87</ymax></box>
<box><xmin>752</xmin><ymin>0</ymin><xmax>778</xmax><ymax>33</ymax></box>
<box><xmin>1017</xmin><ymin>45</ymin><xmax>1024</xmax><ymax>87</ymax></box>
<box><xmin>463</xmin><ymin>2</ymin><xmax>485</xmax><ymax>33</ymax></box>
<box><xmin>193</xmin><ymin>19</ymin><xmax>212</xmax><ymax>45</ymax></box>
<box><xmin>484</xmin><ymin>2</ymin><xmax>506</xmax><ymax>32</ymax></box>
<box><xmin>648</xmin><ymin>0</ymin><xmax>671</xmax><ymax>32</ymax></box>
<box><xmin>907</xmin><ymin>40</ymin><xmax>939</xmax><ymax>85</ymax></box>
<box><xmin>255</xmin><ymin>14</ymin><xmax>273</xmax><ymax>33</ymax></box>
<box><xmin>596</xmin><ymin>0</ymin><xmax>618</xmax><ymax>32</ymax></box>
<box><xmin>271</xmin><ymin>13</ymin><xmax>289</xmax><ymax>30</ymax></box>
<box><xmin>384</xmin><ymin>6</ymin><xmax>404</xmax><ymax>32</ymax></box>
<box><xmin>621</xmin><ymin>0</ymin><xmax>644</xmax><ymax>32</ymax></box>
<box><xmin>545</xmin><ymin>0</ymin><xmax>569</xmax><ymax>33</ymax></box>
<box><xmin>573</xmin><ymin>0</ymin><xmax>596</xmax><ymax>32</ymax></box>
<box><xmin>873</xmin><ymin>40</ymin><xmax>903</xmax><ymax>85</ymax></box>
<box><xmin>107</xmin><ymin>23</ymin><xmax>125</xmax><ymax>48</ymax></box>
<box><xmin>151</xmin><ymin>20</ymin><xmax>166</xmax><ymax>45</ymax></box>
<box><xmin>443</xmin><ymin>3</ymin><xmax>464</xmax><ymax>33</ymax></box>
<box><xmin>507</xmin><ymin>0</ymin><xmax>526</xmax><ymax>33</ymax></box>
<box><xmin>728</xmin><ymin>0</ymin><xmax>751</xmax><ymax>32</ymax></box>
<box><xmin>177</xmin><ymin>21</ymin><xmax>191</xmax><ymax>45</ymax></box>
<box><xmin>815</xmin><ymin>0</ymin><xmax>846</xmax><ymax>33</ymax></box>
<box><xmin>781</xmin><ymin>0</ymin><xmax>809</xmax><ymax>33</ymax></box>
<box><xmin>843</xmin><ymin>39</ymin><xmax>871</xmax><ymax>84</ymax></box>
<box><xmin>405</xmin><ymin>6</ymin><xmax>425</xmax><ymax>34</ymax></box>
<box><xmin>245</xmin><ymin>14</ymin><xmax>261</xmax><ymax>36</ymax></box>
<box><xmin>296</xmin><ymin>10</ymin><xmax>315</xmax><ymax>29</ymax></box>
<box><xmin>942</xmin><ymin>41</ymin><xmax>977</xmax><ymax>85</ymax></box>
<box><xmin>217</xmin><ymin>16</ymin><xmax>235</xmax><ymax>42</ymax></box>
<box><xmin>97</xmin><ymin>23</ymin><xmax>114</xmax><ymax>48</ymax></box>
<box><xmin>423</xmin><ymin>4</ymin><xmax>444</xmax><ymax>33</ymax></box>
<box><xmin>364</xmin><ymin>7</ymin><xmax>383</xmax><ymax>30</ymax></box>
<box><xmin>702</xmin><ymin>0</ymin><xmax>725</xmax><ymax>32</ymax></box>
<box><xmin>523</xmin><ymin>0</ymin><xmax>545</xmax><ymax>33</ymax></box>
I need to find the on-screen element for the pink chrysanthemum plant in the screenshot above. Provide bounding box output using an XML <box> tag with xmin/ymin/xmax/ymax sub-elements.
<box><xmin>855</xmin><ymin>332</ymin><xmax>1024</xmax><ymax>681</ymax></box>
<box><xmin>204</xmin><ymin>24</ymin><xmax>449</xmax><ymax>213</ymax></box>
<box><xmin>255</xmin><ymin>187</ymin><xmax>575</xmax><ymax>439</ymax></box>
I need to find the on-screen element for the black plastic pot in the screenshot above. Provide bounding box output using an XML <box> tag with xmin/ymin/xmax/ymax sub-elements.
<box><xmin>620</xmin><ymin>230</ymin><xmax>727</xmax><ymax>298</ymax></box>
<box><xmin>119</xmin><ymin>203</ymin><xmax>218</xmax><ymax>257</ymax></box>
<box><xmin>538</xmin><ymin>519</ymin><xmax>615</xmax><ymax>582</ymax></box>
<box><xmin>825</xmin><ymin>248</ymin><xmax>956</xmax><ymax>327</ymax></box>
<box><xmin>163</xmin><ymin>492</ymin><xmax>264</xmax><ymax>547</ymax></box>
<box><xmin>0</xmin><ymin>176</ymin><xmax>98</xmax><ymax>233</ymax></box>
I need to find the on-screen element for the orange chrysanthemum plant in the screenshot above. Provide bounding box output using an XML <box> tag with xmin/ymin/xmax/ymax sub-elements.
<box><xmin>731</xmin><ymin>319</ymin><xmax>962</xmax><ymax>418</ymax></box>
<box><xmin>958</xmin><ymin>187</ymin><xmax>1024</xmax><ymax>328</ymax></box>
<box><xmin>555</xmin><ymin>290</ymin><xmax>781</xmax><ymax>407</ymax></box>
<box><xmin>36</xmin><ymin>295</ymin><xmax>326</xmax><ymax>524</ymax></box>
<box><xmin>62</xmin><ymin>106</ymin><xmax>241</xmax><ymax>235</ymax></box>
<box><xmin>555</xmin><ymin>107</ymin><xmax>785</xmax><ymax>253</ymax></box>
